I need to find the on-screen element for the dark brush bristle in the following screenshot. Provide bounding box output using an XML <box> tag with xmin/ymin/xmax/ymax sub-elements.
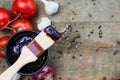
<box><xmin>44</xmin><ymin>26</ymin><xmax>62</xmax><ymax>41</ymax></box>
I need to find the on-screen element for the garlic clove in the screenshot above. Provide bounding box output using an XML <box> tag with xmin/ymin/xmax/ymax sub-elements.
<box><xmin>41</xmin><ymin>0</ymin><xmax>59</xmax><ymax>15</ymax></box>
<box><xmin>37</xmin><ymin>17</ymin><xmax>51</xmax><ymax>31</ymax></box>
<box><xmin>45</xmin><ymin>1</ymin><xmax>59</xmax><ymax>15</ymax></box>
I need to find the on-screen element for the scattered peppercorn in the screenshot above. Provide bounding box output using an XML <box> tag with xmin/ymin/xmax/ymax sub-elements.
<box><xmin>80</xmin><ymin>54</ymin><xmax>82</xmax><ymax>57</ymax></box>
<box><xmin>90</xmin><ymin>30</ymin><xmax>94</xmax><ymax>34</ymax></box>
<box><xmin>59</xmin><ymin>77</ymin><xmax>62</xmax><ymax>80</ymax></box>
<box><xmin>98</xmin><ymin>26</ymin><xmax>103</xmax><ymax>38</ymax></box>
<box><xmin>116</xmin><ymin>41</ymin><xmax>120</xmax><ymax>45</ymax></box>
<box><xmin>68</xmin><ymin>2</ymin><xmax>71</xmax><ymax>5</ymax></box>
<box><xmin>58</xmin><ymin>56</ymin><xmax>61</xmax><ymax>59</ymax></box>
<box><xmin>111</xmin><ymin>15</ymin><xmax>114</xmax><ymax>18</ymax></box>
<box><xmin>82</xmin><ymin>27</ymin><xmax>84</xmax><ymax>29</ymax></box>
<box><xmin>72</xmin><ymin>55</ymin><xmax>75</xmax><ymax>59</ymax></box>
<box><xmin>57</xmin><ymin>50</ymin><xmax>63</xmax><ymax>55</ymax></box>
<box><xmin>113</xmin><ymin>50</ymin><xmax>119</xmax><ymax>55</ymax></box>
<box><xmin>96</xmin><ymin>49</ymin><xmax>99</xmax><ymax>52</ymax></box>
<box><xmin>88</xmin><ymin>13</ymin><xmax>92</xmax><ymax>17</ymax></box>
<box><xmin>93</xmin><ymin>3</ymin><xmax>96</xmax><ymax>5</ymax></box>
<box><xmin>99</xmin><ymin>36</ymin><xmax>103</xmax><ymax>38</ymax></box>
<box><xmin>103</xmin><ymin>77</ymin><xmax>107</xmax><ymax>80</ymax></box>
<box><xmin>98</xmin><ymin>26</ymin><xmax>101</xmax><ymax>29</ymax></box>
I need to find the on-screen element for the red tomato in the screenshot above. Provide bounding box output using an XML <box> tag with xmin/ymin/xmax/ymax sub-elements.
<box><xmin>0</xmin><ymin>52</ymin><xmax>5</xmax><ymax>58</ymax></box>
<box><xmin>0</xmin><ymin>36</ymin><xmax>10</xmax><ymax>48</ymax></box>
<box><xmin>0</xmin><ymin>8</ymin><xmax>12</xmax><ymax>29</ymax></box>
<box><xmin>10</xmin><ymin>19</ymin><xmax>33</xmax><ymax>34</ymax></box>
<box><xmin>12</xmin><ymin>0</ymin><xmax>36</xmax><ymax>19</ymax></box>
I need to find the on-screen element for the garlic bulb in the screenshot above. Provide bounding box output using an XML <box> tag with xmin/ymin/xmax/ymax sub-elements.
<box><xmin>37</xmin><ymin>17</ymin><xmax>51</xmax><ymax>31</ymax></box>
<box><xmin>41</xmin><ymin>0</ymin><xmax>59</xmax><ymax>15</ymax></box>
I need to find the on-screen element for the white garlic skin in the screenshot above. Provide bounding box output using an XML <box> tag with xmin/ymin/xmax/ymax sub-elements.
<box><xmin>41</xmin><ymin>0</ymin><xmax>59</xmax><ymax>15</ymax></box>
<box><xmin>37</xmin><ymin>17</ymin><xmax>51</xmax><ymax>31</ymax></box>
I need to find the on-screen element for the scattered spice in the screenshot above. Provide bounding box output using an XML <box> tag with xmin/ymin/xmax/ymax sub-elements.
<box><xmin>72</xmin><ymin>17</ymin><xmax>75</xmax><ymax>20</ymax></box>
<box><xmin>82</xmin><ymin>27</ymin><xmax>84</xmax><ymax>29</ymax></box>
<box><xmin>99</xmin><ymin>36</ymin><xmax>103</xmax><ymax>38</ymax></box>
<box><xmin>90</xmin><ymin>30</ymin><xmax>94</xmax><ymax>34</ymax></box>
<box><xmin>72</xmin><ymin>11</ymin><xmax>74</xmax><ymax>14</ymax></box>
<box><xmin>99</xmin><ymin>29</ymin><xmax>102</xmax><ymax>32</ymax></box>
<box><xmin>111</xmin><ymin>15</ymin><xmax>114</xmax><ymax>18</ymax></box>
<box><xmin>80</xmin><ymin>54</ymin><xmax>82</xmax><ymax>57</ymax></box>
<box><xmin>96</xmin><ymin>49</ymin><xmax>99</xmax><ymax>52</ymax></box>
<box><xmin>76</xmin><ymin>34</ymin><xmax>81</xmax><ymax>38</ymax></box>
<box><xmin>61</xmin><ymin>25</ymin><xmax>82</xmax><ymax>50</ymax></box>
<box><xmin>88</xmin><ymin>13</ymin><xmax>92</xmax><ymax>17</ymax></box>
<box><xmin>103</xmin><ymin>77</ymin><xmax>107</xmax><ymax>80</ymax></box>
<box><xmin>116</xmin><ymin>41</ymin><xmax>120</xmax><ymax>45</ymax></box>
<box><xmin>87</xmin><ymin>30</ymin><xmax>94</xmax><ymax>38</ymax></box>
<box><xmin>68</xmin><ymin>33</ymin><xmax>81</xmax><ymax>49</ymax></box>
<box><xmin>75</xmin><ymin>30</ymin><xmax>78</xmax><ymax>33</ymax></box>
<box><xmin>58</xmin><ymin>56</ymin><xmax>61</xmax><ymax>59</ymax></box>
<box><xmin>88</xmin><ymin>34</ymin><xmax>91</xmax><ymax>37</ymax></box>
<box><xmin>98</xmin><ymin>26</ymin><xmax>103</xmax><ymax>38</ymax></box>
<box><xmin>67</xmin><ymin>24</ymin><xmax>72</xmax><ymax>32</ymax></box>
<box><xmin>61</xmin><ymin>24</ymin><xmax>72</xmax><ymax>40</ymax></box>
<box><xmin>98</xmin><ymin>26</ymin><xmax>101</xmax><ymax>29</ymax></box>
<box><xmin>72</xmin><ymin>55</ymin><xmax>75</xmax><ymax>59</ymax></box>
<box><xmin>68</xmin><ymin>24</ymin><xmax>71</xmax><ymax>27</ymax></box>
<box><xmin>93</xmin><ymin>3</ymin><xmax>96</xmax><ymax>5</ymax></box>
<box><xmin>80</xmin><ymin>42</ymin><xmax>82</xmax><ymax>45</ymax></box>
<box><xmin>68</xmin><ymin>2</ymin><xmax>71</xmax><ymax>5</ymax></box>
<box><xmin>57</xmin><ymin>50</ymin><xmax>63</xmax><ymax>55</ymax></box>
<box><xmin>63</xmin><ymin>36</ymin><xmax>68</xmax><ymax>40</ymax></box>
<box><xmin>59</xmin><ymin>77</ymin><xmax>62</xmax><ymax>80</ymax></box>
<box><xmin>2</xmin><ymin>65</ymin><xmax>6</xmax><ymax>68</ymax></box>
<box><xmin>91</xmin><ymin>0</ymin><xmax>96</xmax><ymax>5</ymax></box>
<box><xmin>72</xmin><ymin>11</ymin><xmax>76</xmax><ymax>16</ymax></box>
<box><xmin>113</xmin><ymin>50</ymin><xmax>119</xmax><ymax>55</ymax></box>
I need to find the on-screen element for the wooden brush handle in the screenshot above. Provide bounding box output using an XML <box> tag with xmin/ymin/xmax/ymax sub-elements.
<box><xmin>0</xmin><ymin>46</ymin><xmax>37</xmax><ymax>80</ymax></box>
<box><xmin>12</xmin><ymin>73</ymin><xmax>21</xmax><ymax>80</ymax></box>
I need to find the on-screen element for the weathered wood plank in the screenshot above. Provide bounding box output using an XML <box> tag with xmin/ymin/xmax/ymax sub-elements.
<box><xmin>0</xmin><ymin>0</ymin><xmax>120</xmax><ymax>80</ymax></box>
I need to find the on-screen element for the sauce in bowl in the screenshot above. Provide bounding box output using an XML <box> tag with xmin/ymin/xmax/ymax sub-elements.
<box><xmin>6</xmin><ymin>30</ymin><xmax>49</xmax><ymax>75</ymax></box>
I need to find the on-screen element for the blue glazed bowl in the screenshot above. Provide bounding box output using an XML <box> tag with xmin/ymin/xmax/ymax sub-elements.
<box><xmin>5</xmin><ymin>30</ymin><xmax>50</xmax><ymax>75</ymax></box>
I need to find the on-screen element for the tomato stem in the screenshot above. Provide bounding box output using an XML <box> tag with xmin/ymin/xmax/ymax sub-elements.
<box><xmin>0</xmin><ymin>48</ymin><xmax>3</xmax><ymax>51</ymax></box>
<box><xmin>0</xmin><ymin>13</ymin><xmax>22</xmax><ymax>30</ymax></box>
<box><xmin>4</xmin><ymin>27</ymin><xmax>13</xmax><ymax>30</ymax></box>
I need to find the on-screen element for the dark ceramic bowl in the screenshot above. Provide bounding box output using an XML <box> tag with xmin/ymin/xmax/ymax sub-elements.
<box><xmin>5</xmin><ymin>30</ymin><xmax>50</xmax><ymax>75</ymax></box>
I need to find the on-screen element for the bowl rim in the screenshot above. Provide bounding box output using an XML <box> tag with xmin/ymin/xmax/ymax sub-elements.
<box><xmin>5</xmin><ymin>30</ymin><xmax>50</xmax><ymax>75</ymax></box>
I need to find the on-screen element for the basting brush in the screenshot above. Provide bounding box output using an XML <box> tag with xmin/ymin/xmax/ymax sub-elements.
<box><xmin>0</xmin><ymin>25</ymin><xmax>62</xmax><ymax>80</ymax></box>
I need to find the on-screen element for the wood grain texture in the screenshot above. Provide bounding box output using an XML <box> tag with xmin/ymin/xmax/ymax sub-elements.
<box><xmin>0</xmin><ymin>0</ymin><xmax>120</xmax><ymax>80</ymax></box>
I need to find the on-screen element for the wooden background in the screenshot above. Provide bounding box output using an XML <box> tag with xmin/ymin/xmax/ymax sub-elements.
<box><xmin>0</xmin><ymin>0</ymin><xmax>120</xmax><ymax>80</ymax></box>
